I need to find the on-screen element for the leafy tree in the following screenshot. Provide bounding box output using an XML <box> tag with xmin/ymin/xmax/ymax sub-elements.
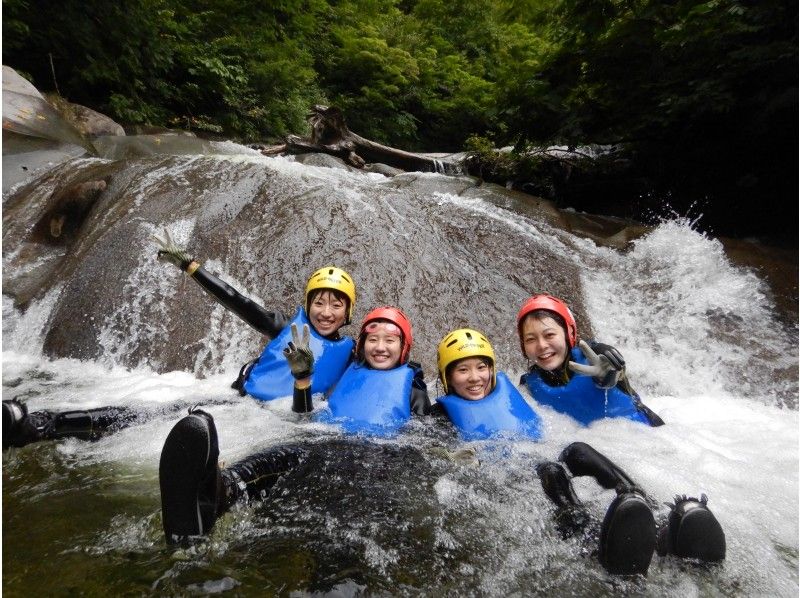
<box><xmin>496</xmin><ymin>0</ymin><xmax>798</xmax><ymax>237</ymax></box>
<box><xmin>3</xmin><ymin>0</ymin><xmax>795</xmax><ymax>237</ymax></box>
<box><xmin>3</xmin><ymin>0</ymin><xmax>330</xmax><ymax>139</ymax></box>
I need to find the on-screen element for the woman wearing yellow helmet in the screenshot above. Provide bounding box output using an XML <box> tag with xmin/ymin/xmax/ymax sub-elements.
<box><xmin>238</xmin><ymin>266</ymin><xmax>356</xmax><ymax>402</ymax></box>
<box><xmin>432</xmin><ymin>328</ymin><xmax>542</xmax><ymax>441</ymax></box>
<box><xmin>2</xmin><ymin>242</ymin><xmax>358</xmax><ymax>448</ymax></box>
<box><xmin>152</xmin><ymin>230</ymin><xmax>356</xmax><ymax>402</ymax></box>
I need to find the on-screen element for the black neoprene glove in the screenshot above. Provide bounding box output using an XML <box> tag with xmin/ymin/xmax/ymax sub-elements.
<box><xmin>153</xmin><ymin>229</ymin><xmax>194</xmax><ymax>271</ymax></box>
<box><xmin>568</xmin><ymin>340</ymin><xmax>626</xmax><ymax>389</ymax></box>
<box><xmin>283</xmin><ymin>323</ymin><xmax>314</xmax><ymax>379</ymax></box>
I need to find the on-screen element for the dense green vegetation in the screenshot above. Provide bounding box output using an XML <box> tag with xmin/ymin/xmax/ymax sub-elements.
<box><xmin>3</xmin><ymin>0</ymin><xmax>796</xmax><ymax>238</ymax></box>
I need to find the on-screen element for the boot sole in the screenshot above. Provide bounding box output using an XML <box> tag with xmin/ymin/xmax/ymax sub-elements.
<box><xmin>159</xmin><ymin>412</ymin><xmax>218</xmax><ymax>544</ymax></box>
<box><xmin>675</xmin><ymin>507</ymin><xmax>726</xmax><ymax>562</ymax></box>
<box><xmin>599</xmin><ymin>493</ymin><xmax>656</xmax><ymax>575</ymax></box>
<box><xmin>3</xmin><ymin>400</ymin><xmax>27</xmax><ymax>449</ymax></box>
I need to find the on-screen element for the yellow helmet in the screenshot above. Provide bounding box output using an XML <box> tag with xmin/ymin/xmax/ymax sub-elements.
<box><xmin>437</xmin><ymin>328</ymin><xmax>496</xmax><ymax>394</ymax></box>
<box><xmin>305</xmin><ymin>266</ymin><xmax>356</xmax><ymax>324</ymax></box>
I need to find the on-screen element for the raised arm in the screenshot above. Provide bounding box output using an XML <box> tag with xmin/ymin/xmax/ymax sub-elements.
<box><xmin>154</xmin><ymin>229</ymin><xmax>289</xmax><ymax>337</ymax></box>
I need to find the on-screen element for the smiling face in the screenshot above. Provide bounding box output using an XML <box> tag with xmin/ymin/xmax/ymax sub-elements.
<box><xmin>307</xmin><ymin>290</ymin><xmax>347</xmax><ymax>337</ymax></box>
<box><xmin>520</xmin><ymin>314</ymin><xmax>569</xmax><ymax>371</ymax></box>
<box><xmin>361</xmin><ymin>321</ymin><xmax>403</xmax><ymax>370</ymax></box>
<box><xmin>447</xmin><ymin>357</ymin><xmax>493</xmax><ymax>401</ymax></box>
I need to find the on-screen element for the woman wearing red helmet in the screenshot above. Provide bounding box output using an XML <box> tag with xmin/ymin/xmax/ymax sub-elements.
<box><xmin>516</xmin><ymin>294</ymin><xmax>662</xmax><ymax>427</ymax></box>
<box><xmin>518</xmin><ymin>295</ymin><xmax>725</xmax><ymax>573</ymax></box>
<box><xmin>291</xmin><ymin>306</ymin><xmax>431</xmax><ymax>433</ymax></box>
<box><xmin>158</xmin><ymin>306</ymin><xmax>431</xmax><ymax>544</ymax></box>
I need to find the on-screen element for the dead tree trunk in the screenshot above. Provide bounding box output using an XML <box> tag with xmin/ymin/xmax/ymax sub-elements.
<box><xmin>260</xmin><ymin>105</ymin><xmax>458</xmax><ymax>174</ymax></box>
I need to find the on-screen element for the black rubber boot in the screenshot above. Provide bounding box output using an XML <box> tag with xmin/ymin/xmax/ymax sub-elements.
<box><xmin>159</xmin><ymin>407</ymin><xmax>221</xmax><ymax>545</ymax></box>
<box><xmin>598</xmin><ymin>490</ymin><xmax>657</xmax><ymax>576</ymax></box>
<box><xmin>560</xmin><ymin>442</ymin><xmax>637</xmax><ymax>490</ymax></box>
<box><xmin>3</xmin><ymin>400</ymin><xmax>55</xmax><ymax>449</ymax></box>
<box><xmin>656</xmin><ymin>494</ymin><xmax>726</xmax><ymax>563</ymax></box>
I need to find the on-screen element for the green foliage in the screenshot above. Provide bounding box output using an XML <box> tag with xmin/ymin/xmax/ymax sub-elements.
<box><xmin>464</xmin><ymin>134</ymin><xmax>567</xmax><ymax>199</ymax></box>
<box><xmin>3</xmin><ymin>0</ymin><xmax>328</xmax><ymax>141</ymax></box>
<box><xmin>494</xmin><ymin>0</ymin><xmax>797</xmax><ymax>235</ymax></box>
<box><xmin>3</xmin><ymin>0</ymin><xmax>795</xmax><ymax>236</ymax></box>
<box><xmin>464</xmin><ymin>135</ymin><xmax>518</xmax><ymax>180</ymax></box>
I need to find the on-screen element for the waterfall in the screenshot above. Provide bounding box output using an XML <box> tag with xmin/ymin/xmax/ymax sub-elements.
<box><xmin>2</xmin><ymin>147</ymin><xmax>797</xmax><ymax>596</ymax></box>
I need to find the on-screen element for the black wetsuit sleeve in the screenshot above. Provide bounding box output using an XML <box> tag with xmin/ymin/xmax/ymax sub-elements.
<box><xmin>190</xmin><ymin>265</ymin><xmax>290</xmax><ymax>337</ymax></box>
<box><xmin>292</xmin><ymin>384</ymin><xmax>314</xmax><ymax>413</ymax></box>
<box><xmin>622</xmin><ymin>378</ymin><xmax>665</xmax><ymax>427</ymax></box>
<box><xmin>291</xmin><ymin>353</ymin><xmax>354</xmax><ymax>414</ymax></box>
<box><xmin>410</xmin><ymin>370</ymin><xmax>432</xmax><ymax>416</ymax></box>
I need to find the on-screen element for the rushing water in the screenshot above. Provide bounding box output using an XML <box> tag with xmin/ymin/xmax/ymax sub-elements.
<box><xmin>2</xmin><ymin>146</ymin><xmax>798</xmax><ymax>597</ymax></box>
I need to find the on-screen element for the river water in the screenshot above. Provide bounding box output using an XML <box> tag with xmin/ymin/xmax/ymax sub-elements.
<box><xmin>2</xmin><ymin>145</ymin><xmax>797</xmax><ymax>596</ymax></box>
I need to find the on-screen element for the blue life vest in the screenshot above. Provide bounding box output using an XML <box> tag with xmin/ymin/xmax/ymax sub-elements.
<box><xmin>316</xmin><ymin>362</ymin><xmax>414</xmax><ymax>436</ymax></box>
<box><xmin>243</xmin><ymin>307</ymin><xmax>354</xmax><ymax>402</ymax></box>
<box><xmin>523</xmin><ymin>347</ymin><xmax>651</xmax><ymax>426</ymax></box>
<box><xmin>436</xmin><ymin>372</ymin><xmax>542</xmax><ymax>441</ymax></box>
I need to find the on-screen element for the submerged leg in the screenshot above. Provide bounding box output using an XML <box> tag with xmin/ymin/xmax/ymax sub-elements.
<box><xmin>159</xmin><ymin>407</ymin><xmax>306</xmax><ymax>545</ymax></box>
<box><xmin>558</xmin><ymin>442</ymin><xmax>657</xmax><ymax>575</ymax></box>
<box><xmin>657</xmin><ymin>494</ymin><xmax>726</xmax><ymax>563</ymax></box>
<box><xmin>221</xmin><ymin>445</ymin><xmax>308</xmax><ymax>505</ymax></box>
<box><xmin>537</xmin><ymin>461</ymin><xmax>582</xmax><ymax>508</ymax></box>
<box><xmin>52</xmin><ymin>406</ymin><xmax>137</xmax><ymax>439</ymax></box>
<box><xmin>3</xmin><ymin>399</ymin><xmax>136</xmax><ymax>449</ymax></box>
<box><xmin>536</xmin><ymin>461</ymin><xmax>591</xmax><ymax>537</ymax></box>
<box><xmin>559</xmin><ymin>441</ymin><xmax>637</xmax><ymax>491</ymax></box>
<box><xmin>598</xmin><ymin>490</ymin><xmax>657</xmax><ymax>575</ymax></box>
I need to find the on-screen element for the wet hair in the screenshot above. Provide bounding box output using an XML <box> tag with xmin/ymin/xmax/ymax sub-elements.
<box><xmin>522</xmin><ymin>309</ymin><xmax>569</xmax><ymax>339</ymax></box>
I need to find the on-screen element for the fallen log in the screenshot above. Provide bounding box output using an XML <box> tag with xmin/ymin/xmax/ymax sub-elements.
<box><xmin>262</xmin><ymin>105</ymin><xmax>459</xmax><ymax>174</ymax></box>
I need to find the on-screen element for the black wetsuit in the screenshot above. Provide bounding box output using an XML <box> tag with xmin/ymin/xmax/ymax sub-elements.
<box><xmin>220</xmin><ymin>362</ymin><xmax>432</xmax><ymax>509</ymax></box>
<box><xmin>190</xmin><ymin>265</ymin><xmax>299</xmax><ymax>337</ymax></box>
<box><xmin>2</xmin><ymin>403</ymin><xmax>140</xmax><ymax>449</ymax></box>
<box><xmin>536</xmin><ymin>440</ymin><xmax>726</xmax><ymax>574</ymax></box>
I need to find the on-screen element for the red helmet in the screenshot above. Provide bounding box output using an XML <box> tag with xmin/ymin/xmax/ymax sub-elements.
<box><xmin>516</xmin><ymin>294</ymin><xmax>578</xmax><ymax>353</ymax></box>
<box><xmin>358</xmin><ymin>306</ymin><xmax>413</xmax><ymax>364</ymax></box>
